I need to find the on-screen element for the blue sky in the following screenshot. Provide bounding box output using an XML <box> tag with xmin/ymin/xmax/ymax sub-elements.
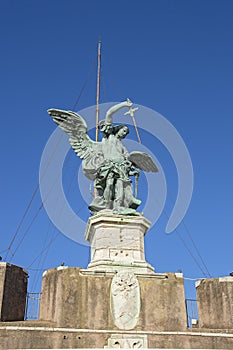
<box><xmin>1</xmin><ymin>0</ymin><xmax>233</xmax><ymax>300</ymax></box>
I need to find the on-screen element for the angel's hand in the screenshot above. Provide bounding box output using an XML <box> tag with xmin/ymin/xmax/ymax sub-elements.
<box><xmin>126</xmin><ymin>98</ymin><xmax>133</xmax><ymax>108</ymax></box>
<box><xmin>129</xmin><ymin>169</ymin><xmax>140</xmax><ymax>177</ymax></box>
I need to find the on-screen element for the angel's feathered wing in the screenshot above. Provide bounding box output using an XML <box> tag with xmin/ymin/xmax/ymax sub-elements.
<box><xmin>128</xmin><ymin>151</ymin><xmax>158</xmax><ymax>172</ymax></box>
<box><xmin>48</xmin><ymin>109</ymin><xmax>104</xmax><ymax>180</ymax></box>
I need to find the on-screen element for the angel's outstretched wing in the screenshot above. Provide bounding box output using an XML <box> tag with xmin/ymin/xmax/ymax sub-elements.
<box><xmin>48</xmin><ymin>109</ymin><xmax>104</xmax><ymax>180</ymax></box>
<box><xmin>128</xmin><ymin>151</ymin><xmax>158</xmax><ymax>172</ymax></box>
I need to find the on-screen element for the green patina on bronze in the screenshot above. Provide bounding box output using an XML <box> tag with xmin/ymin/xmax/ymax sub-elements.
<box><xmin>48</xmin><ymin>100</ymin><xmax>158</xmax><ymax>216</ymax></box>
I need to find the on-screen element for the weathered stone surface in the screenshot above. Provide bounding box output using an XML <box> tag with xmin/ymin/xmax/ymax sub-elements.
<box><xmin>2</xmin><ymin>225</ymin><xmax>233</xmax><ymax>348</ymax></box>
<box><xmin>196</xmin><ymin>277</ymin><xmax>233</xmax><ymax>329</ymax></box>
<box><xmin>1</xmin><ymin>324</ymin><xmax>233</xmax><ymax>349</ymax></box>
<box><xmin>40</xmin><ymin>267</ymin><xmax>187</xmax><ymax>332</ymax></box>
<box><xmin>138</xmin><ymin>272</ymin><xmax>187</xmax><ymax>331</ymax></box>
<box><xmin>110</xmin><ymin>271</ymin><xmax>140</xmax><ymax>330</ymax></box>
<box><xmin>104</xmin><ymin>333</ymin><xmax>148</xmax><ymax>348</ymax></box>
<box><xmin>39</xmin><ymin>267</ymin><xmax>115</xmax><ymax>329</ymax></box>
<box><xmin>1</xmin><ymin>272</ymin><xmax>233</xmax><ymax>349</ymax></box>
<box><xmin>0</xmin><ymin>263</ymin><xmax>28</xmax><ymax>321</ymax></box>
<box><xmin>85</xmin><ymin>212</ymin><xmax>154</xmax><ymax>273</ymax></box>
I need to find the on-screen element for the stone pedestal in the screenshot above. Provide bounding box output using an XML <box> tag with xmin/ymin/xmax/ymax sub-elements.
<box><xmin>0</xmin><ymin>262</ymin><xmax>28</xmax><ymax>321</ymax></box>
<box><xmin>85</xmin><ymin>211</ymin><xmax>154</xmax><ymax>274</ymax></box>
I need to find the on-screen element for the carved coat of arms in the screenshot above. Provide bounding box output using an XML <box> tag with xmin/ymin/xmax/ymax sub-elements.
<box><xmin>110</xmin><ymin>271</ymin><xmax>140</xmax><ymax>330</ymax></box>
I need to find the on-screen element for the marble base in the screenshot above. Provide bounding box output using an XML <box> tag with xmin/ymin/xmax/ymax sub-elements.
<box><xmin>85</xmin><ymin>210</ymin><xmax>154</xmax><ymax>274</ymax></box>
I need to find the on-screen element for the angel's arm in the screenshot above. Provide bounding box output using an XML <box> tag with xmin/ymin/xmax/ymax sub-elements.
<box><xmin>105</xmin><ymin>99</ymin><xmax>133</xmax><ymax>125</ymax></box>
<box><xmin>129</xmin><ymin>167</ymin><xmax>140</xmax><ymax>177</ymax></box>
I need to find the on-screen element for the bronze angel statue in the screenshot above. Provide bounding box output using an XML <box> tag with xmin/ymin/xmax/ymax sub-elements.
<box><xmin>48</xmin><ymin>100</ymin><xmax>158</xmax><ymax>215</ymax></box>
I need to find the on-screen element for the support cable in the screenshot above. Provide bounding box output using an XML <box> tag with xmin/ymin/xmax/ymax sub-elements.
<box><xmin>26</xmin><ymin>229</ymin><xmax>59</xmax><ymax>270</ymax></box>
<box><xmin>7</xmin><ymin>152</ymin><xmax>72</xmax><ymax>263</ymax></box>
<box><xmin>181</xmin><ymin>220</ymin><xmax>212</xmax><ymax>277</ymax></box>
<box><xmin>29</xmin><ymin>161</ymin><xmax>79</xmax><ymax>291</ymax></box>
<box><xmin>156</xmin><ymin>196</ymin><xmax>210</xmax><ymax>278</ymax></box>
<box><xmin>8</xmin><ymin>205</ymin><xmax>43</xmax><ymax>263</ymax></box>
<box><xmin>166</xmin><ymin>192</ymin><xmax>212</xmax><ymax>278</ymax></box>
<box><xmin>3</xmin><ymin>61</ymin><xmax>96</xmax><ymax>262</ymax></box>
<box><xmin>4</xmin><ymin>185</ymin><xmax>40</xmax><ymax>261</ymax></box>
<box><xmin>176</xmin><ymin>230</ymin><xmax>208</xmax><ymax>278</ymax></box>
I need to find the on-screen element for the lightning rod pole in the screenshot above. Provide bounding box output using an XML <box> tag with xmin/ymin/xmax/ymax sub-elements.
<box><xmin>95</xmin><ymin>39</ymin><xmax>101</xmax><ymax>142</ymax></box>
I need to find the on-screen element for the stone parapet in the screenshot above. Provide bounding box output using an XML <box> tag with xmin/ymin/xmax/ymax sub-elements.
<box><xmin>196</xmin><ymin>277</ymin><xmax>233</xmax><ymax>329</ymax></box>
<box><xmin>0</xmin><ymin>262</ymin><xmax>28</xmax><ymax>321</ymax></box>
<box><xmin>40</xmin><ymin>267</ymin><xmax>187</xmax><ymax>332</ymax></box>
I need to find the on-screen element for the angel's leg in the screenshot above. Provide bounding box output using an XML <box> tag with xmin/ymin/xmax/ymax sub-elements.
<box><xmin>114</xmin><ymin>178</ymin><xmax>124</xmax><ymax>210</ymax></box>
<box><xmin>124</xmin><ymin>182</ymin><xmax>133</xmax><ymax>208</ymax></box>
<box><xmin>103</xmin><ymin>172</ymin><xmax>115</xmax><ymax>207</ymax></box>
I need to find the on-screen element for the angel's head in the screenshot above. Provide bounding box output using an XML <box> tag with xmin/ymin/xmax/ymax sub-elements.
<box><xmin>113</xmin><ymin>125</ymin><xmax>129</xmax><ymax>139</ymax></box>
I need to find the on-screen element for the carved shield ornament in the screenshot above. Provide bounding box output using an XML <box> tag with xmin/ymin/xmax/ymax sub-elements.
<box><xmin>110</xmin><ymin>271</ymin><xmax>140</xmax><ymax>330</ymax></box>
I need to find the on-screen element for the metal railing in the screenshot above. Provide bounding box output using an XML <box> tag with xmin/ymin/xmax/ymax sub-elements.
<box><xmin>24</xmin><ymin>292</ymin><xmax>198</xmax><ymax>327</ymax></box>
<box><xmin>24</xmin><ymin>292</ymin><xmax>41</xmax><ymax>320</ymax></box>
<box><xmin>185</xmin><ymin>298</ymin><xmax>198</xmax><ymax>328</ymax></box>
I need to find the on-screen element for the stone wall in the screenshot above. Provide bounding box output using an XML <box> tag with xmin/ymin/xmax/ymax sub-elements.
<box><xmin>196</xmin><ymin>277</ymin><xmax>233</xmax><ymax>329</ymax></box>
<box><xmin>1</xmin><ymin>266</ymin><xmax>233</xmax><ymax>348</ymax></box>
<box><xmin>0</xmin><ymin>323</ymin><xmax>233</xmax><ymax>349</ymax></box>
<box><xmin>0</xmin><ymin>263</ymin><xmax>28</xmax><ymax>321</ymax></box>
<box><xmin>40</xmin><ymin>267</ymin><xmax>187</xmax><ymax>332</ymax></box>
<box><xmin>40</xmin><ymin>267</ymin><xmax>113</xmax><ymax>329</ymax></box>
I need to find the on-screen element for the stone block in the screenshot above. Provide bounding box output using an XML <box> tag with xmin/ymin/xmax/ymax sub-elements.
<box><xmin>0</xmin><ymin>262</ymin><xmax>28</xmax><ymax>321</ymax></box>
<box><xmin>138</xmin><ymin>272</ymin><xmax>187</xmax><ymax>331</ymax></box>
<box><xmin>40</xmin><ymin>267</ymin><xmax>114</xmax><ymax>329</ymax></box>
<box><xmin>40</xmin><ymin>267</ymin><xmax>187</xmax><ymax>331</ymax></box>
<box><xmin>196</xmin><ymin>277</ymin><xmax>233</xmax><ymax>329</ymax></box>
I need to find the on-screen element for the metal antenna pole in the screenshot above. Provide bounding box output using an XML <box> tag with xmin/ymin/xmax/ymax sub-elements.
<box><xmin>95</xmin><ymin>39</ymin><xmax>101</xmax><ymax>142</ymax></box>
<box><xmin>94</xmin><ymin>40</ymin><xmax>101</xmax><ymax>198</ymax></box>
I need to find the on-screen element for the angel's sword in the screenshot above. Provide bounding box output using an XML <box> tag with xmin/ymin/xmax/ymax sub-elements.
<box><xmin>124</xmin><ymin>104</ymin><xmax>141</xmax><ymax>197</ymax></box>
<box><xmin>135</xmin><ymin>172</ymin><xmax>139</xmax><ymax>198</ymax></box>
<box><xmin>124</xmin><ymin>105</ymin><xmax>141</xmax><ymax>143</ymax></box>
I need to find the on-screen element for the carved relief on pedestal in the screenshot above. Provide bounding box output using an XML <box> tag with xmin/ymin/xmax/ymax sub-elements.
<box><xmin>104</xmin><ymin>334</ymin><xmax>148</xmax><ymax>348</ymax></box>
<box><xmin>110</xmin><ymin>271</ymin><xmax>140</xmax><ymax>330</ymax></box>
